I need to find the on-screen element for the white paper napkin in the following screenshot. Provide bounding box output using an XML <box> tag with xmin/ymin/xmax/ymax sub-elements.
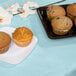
<box><xmin>0</xmin><ymin>27</ymin><xmax>38</xmax><ymax>64</ymax></box>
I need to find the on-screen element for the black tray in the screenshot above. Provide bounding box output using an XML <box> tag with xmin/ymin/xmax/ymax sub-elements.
<box><xmin>37</xmin><ymin>4</ymin><xmax>76</xmax><ymax>39</ymax></box>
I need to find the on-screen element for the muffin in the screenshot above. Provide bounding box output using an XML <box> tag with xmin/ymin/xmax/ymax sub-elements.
<box><xmin>12</xmin><ymin>27</ymin><xmax>33</xmax><ymax>47</ymax></box>
<box><xmin>0</xmin><ymin>32</ymin><xmax>11</xmax><ymax>54</ymax></box>
<box><xmin>67</xmin><ymin>3</ymin><xmax>76</xmax><ymax>24</ymax></box>
<box><xmin>47</xmin><ymin>5</ymin><xmax>66</xmax><ymax>20</ymax></box>
<box><xmin>51</xmin><ymin>16</ymin><xmax>73</xmax><ymax>35</ymax></box>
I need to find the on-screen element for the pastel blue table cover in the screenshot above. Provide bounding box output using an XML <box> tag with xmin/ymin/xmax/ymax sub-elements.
<box><xmin>0</xmin><ymin>0</ymin><xmax>76</xmax><ymax>76</ymax></box>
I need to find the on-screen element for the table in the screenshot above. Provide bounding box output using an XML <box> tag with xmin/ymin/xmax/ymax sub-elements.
<box><xmin>0</xmin><ymin>0</ymin><xmax>76</xmax><ymax>76</ymax></box>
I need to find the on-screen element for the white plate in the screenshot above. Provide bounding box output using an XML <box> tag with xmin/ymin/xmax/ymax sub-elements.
<box><xmin>0</xmin><ymin>27</ymin><xmax>38</xmax><ymax>64</ymax></box>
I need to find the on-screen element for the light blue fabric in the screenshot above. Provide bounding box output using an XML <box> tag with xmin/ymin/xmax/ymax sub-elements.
<box><xmin>0</xmin><ymin>0</ymin><xmax>76</xmax><ymax>76</ymax></box>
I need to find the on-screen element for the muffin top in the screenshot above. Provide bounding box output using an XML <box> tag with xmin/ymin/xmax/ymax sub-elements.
<box><xmin>51</xmin><ymin>16</ymin><xmax>73</xmax><ymax>30</ymax></box>
<box><xmin>67</xmin><ymin>3</ymin><xmax>76</xmax><ymax>16</ymax></box>
<box><xmin>12</xmin><ymin>27</ymin><xmax>33</xmax><ymax>42</ymax></box>
<box><xmin>0</xmin><ymin>32</ymin><xmax>11</xmax><ymax>48</ymax></box>
<box><xmin>47</xmin><ymin>5</ymin><xmax>66</xmax><ymax>19</ymax></box>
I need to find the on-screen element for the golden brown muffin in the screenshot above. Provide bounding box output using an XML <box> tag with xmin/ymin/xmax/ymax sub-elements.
<box><xmin>51</xmin><ymin>16</ymin><xmax>73</xmax><ymax>35</ymax></box>
<box><xmin>0</xmin><ymin>32</ymin><xmax>11</xmax><ymax>54</ymax></box>
<box><xmin>67</xmin><ymin>3</ymin><xmax>76</xmax><ymax>24</ymax></box>
<box><xmin>12</xmin><ymin>27</ymin><xmax>33</xmax><ymax>47</ymax></box>
<box><xmin>47</xmin><ymin>5</ymin><xmax>66</xmax><ymax>20</ymax></box>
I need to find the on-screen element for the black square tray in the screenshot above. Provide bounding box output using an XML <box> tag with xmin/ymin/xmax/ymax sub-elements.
<box><xmin>37</xmin><ymin>4</ymin><xmax>76</xmax><ymax>39</ymax></box>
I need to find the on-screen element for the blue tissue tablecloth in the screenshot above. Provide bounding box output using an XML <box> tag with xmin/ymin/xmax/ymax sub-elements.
<box><xmin>0</xmin><ymin>0</ymin><xmax>76</xmax><ymax>76</ymax></box>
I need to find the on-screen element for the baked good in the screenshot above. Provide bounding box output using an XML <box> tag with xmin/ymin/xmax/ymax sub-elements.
<box><xmin>12</xmin><ymin>27</ymin><xmax>33</xmax><ymax>47</ymax></box>
<box><xmin>0</xmin><ymin>32</ymin><xmax>11</xmax><ymax>54</ymax></box>
<box><xmin>67</xmin><ymin>3</ymin><xmax>76</xmax><ymax>24</ymax></box>
<box><xmin>47</xmin><ymin>5</ymin><xmax>66</xmax><ymax>20</ymax></box>
<box><xmin>51</xmin><ymin>16</ymin><xmax>73</xmax><ymax>35</ymax></box>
